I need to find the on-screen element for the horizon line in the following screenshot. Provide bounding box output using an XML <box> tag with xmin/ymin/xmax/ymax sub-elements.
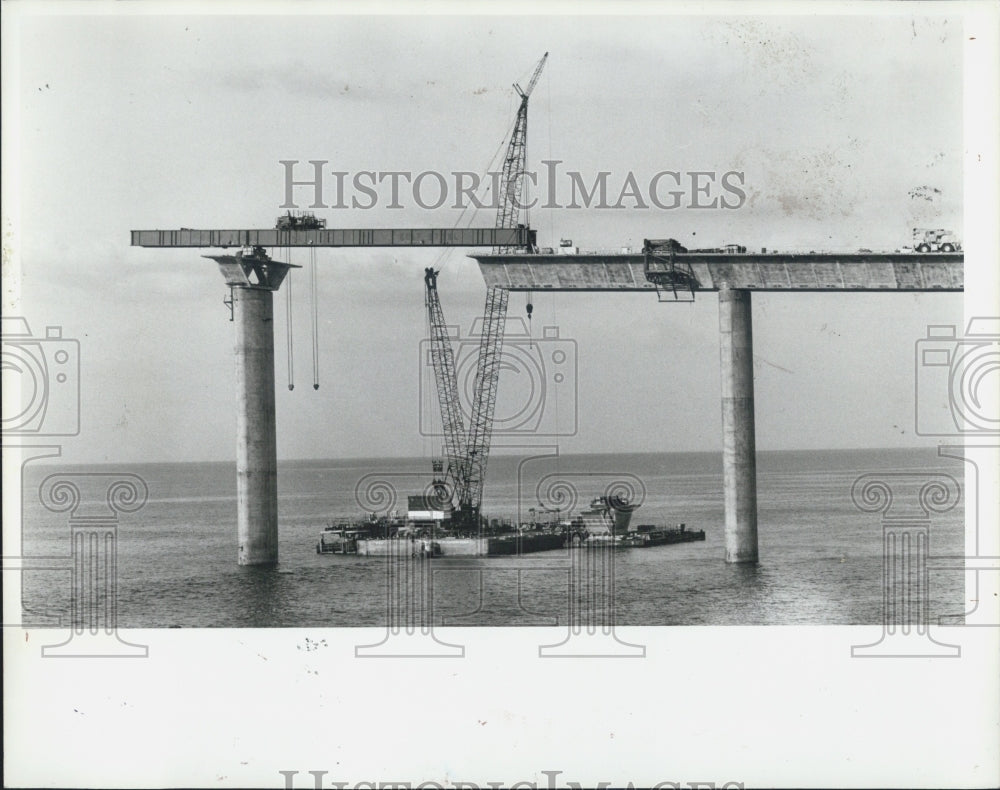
<box><xmin>23</xmin><ymin>445</ymin><xmax>953</xmax><ymax>467</ymax></box>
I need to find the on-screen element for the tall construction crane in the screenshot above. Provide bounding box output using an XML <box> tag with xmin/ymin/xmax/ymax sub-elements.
<box><xmin>424</xmin><ymin>53</ymin><xmax>548</xmax><ymax>531</ymax></box>
<box><xmin>464</xmin><ymin>52</ymin><xmax>548</xmax><ymax>523</ymax></box>
<box><xmin>494</xmin><ymin>51</ymin><xmax>548</xmax><ymax>255</ymax></box>
<box><xmin>423</xmin><ymin>266</ymin><xmax>468</xmax><ymax>503</ymax></box>
<box><xmin>422</xmin><ymin>267</ymin><xmax>506</xmax><ymax>531</ymax></box>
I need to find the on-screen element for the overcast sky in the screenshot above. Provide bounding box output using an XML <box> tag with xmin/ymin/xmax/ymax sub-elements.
<box><xmin>4</xmin><ymin>7</ymin><xmax>976</xmax><ymax>463</ymax></box>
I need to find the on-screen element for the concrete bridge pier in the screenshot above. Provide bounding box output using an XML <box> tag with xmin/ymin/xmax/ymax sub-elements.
<box><xmin>208</xmin><ymin>250</ymin><xmax>297</xmax><ymax>566</ymax></box>
<box><xmin>233</xmin><ymin>286</ymin><xmax>279</xmax><ymax>565</ymax></box>
<box><xmin>718</xmin><ymin>285</ymin><xmax>759</xmax><ymax>563</ymax></box>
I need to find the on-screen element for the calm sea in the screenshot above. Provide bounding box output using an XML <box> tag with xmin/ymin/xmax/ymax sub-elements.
<box><xmin>17</xmin><ymin>448</ymin><xmax>965</xmax><ymax>627</ymax></box>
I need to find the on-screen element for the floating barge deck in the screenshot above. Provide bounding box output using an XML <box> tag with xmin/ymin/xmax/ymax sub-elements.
<box><xmin>624</xmin><ymin>525</ymin><xmax>706</xmax><ymax>547</ymax></box>
<box><xmin>316</xmin><ymin>495</ymin><xmax>702</xmax><ymax>557</ymax></box>
<box><xmin>351</xmin><ymin>533</ymin><xmax>566</xmax><ymax>557</ymax></box>
<box><xmin>318</xmin><ymin>527</ymin><xmax>703</xmax><ymax>557</ymax></box>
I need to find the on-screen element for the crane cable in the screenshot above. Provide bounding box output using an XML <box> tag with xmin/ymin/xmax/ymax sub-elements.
<box><xmin>285</xmin><ymin>254</ymin><xmax>295</xmax><ymax>391</ymax></box>
<box><xmin>423</xmin><ymin>283</ymin><xmax>439</xmax><ymax>465</ymax></box>
<box><xmin>546</xmin><ymin>59</ymin><xmax>554</xmax><ymax>252</ymax></box>
<box><xmin>310</xmin><ymin>247</ymin><xmax>320</xmax><ymax>390</ymax></box>
<box><xmin>431</xmin><ymin>105</ymin><xmax>518</xmax><ymax>275</ymax></box>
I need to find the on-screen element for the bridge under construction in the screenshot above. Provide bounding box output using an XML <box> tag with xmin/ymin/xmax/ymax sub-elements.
<box><xmin>131</xmin><ymin>228</ymin><xmax>963</xmax><ymax>565</ymax></box>
<box><xmin>472</xmin><ymin>247</ymin><xmax>963</xmax><ymax>563</ymax></box>
<box><xmin>472</xmin><ymin>249</ymin><xmax>964</xmax><ymax>293</ymax></box>
<box><xmin>129</xmin><ymin>50</ymin><xmax>963</xmax><ymax>566</ymax></box>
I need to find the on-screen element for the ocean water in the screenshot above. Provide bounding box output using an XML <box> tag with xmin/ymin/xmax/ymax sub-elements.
<box><xmin>16</xmin><ymin>448</ymin><xmax>966</xmax><ymax>627</ymax></box>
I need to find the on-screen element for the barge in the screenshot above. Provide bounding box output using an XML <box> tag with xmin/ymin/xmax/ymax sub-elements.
<box><xmin>319</xmin><ymin>529</ymin><xmax>569</xmax><ymax>557</ymax></box>
<box><xmin>317</xmin><ymin>495</ymin><xmax>703</xmax><ymax>556</ymax></box>
<box><xmin>623</xmin><ymin>523</ymin><xmax>706</xmax><ymax>547</ymax></box>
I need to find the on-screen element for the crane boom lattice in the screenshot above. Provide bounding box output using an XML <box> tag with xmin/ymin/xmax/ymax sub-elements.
<box><xmin>421</xmin><ymin>54</ymin><xmax>547</xmax><ymax>531</ymax></box>
<box><xmin>493</xmin><ymin>52</ymin><xmax>547</xmax><ymax>255</ymax></box>
<box><xmin>424</xmin><ymin>268</ymin><xmax>468</xmax><ymax>497</ymax></box>
<box><xmin>464</xmin><ymin>285</ymin><xmax>509</xmax><ymax>519</ymax></box>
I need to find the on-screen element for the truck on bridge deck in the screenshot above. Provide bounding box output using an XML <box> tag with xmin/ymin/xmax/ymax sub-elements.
<box><xmin>912</xmin><ymin>228</ymin><xmax>962</xmax><ymax>253</ymax></box>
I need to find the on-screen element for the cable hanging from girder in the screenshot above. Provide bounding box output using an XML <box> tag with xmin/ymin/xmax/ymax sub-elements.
<box><xmin>310</xmin><ymin>247</ymin><xmax>320</xmax><ymax>390</ymax></box>
<box><xmin>285</xmin><ymin>258</ymin><xmax>295</xmax><ymax>391</ymax></box>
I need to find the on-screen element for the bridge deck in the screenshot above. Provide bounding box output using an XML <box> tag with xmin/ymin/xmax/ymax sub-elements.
<box><xmin>470</xmin><ymin>252</ymin><xmax>964</xmax><ymax>292</ymax></box>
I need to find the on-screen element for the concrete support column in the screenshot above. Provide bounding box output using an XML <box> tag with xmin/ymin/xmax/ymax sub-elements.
<box><xmin>234</xmin><ymin>287</ymin><xmax>278</xmax><ymax>565</ymax></box>
<box><xmin>719</xmin><ymin>286</ymin><xmax>758</xmax><ymax>563</ymax></box>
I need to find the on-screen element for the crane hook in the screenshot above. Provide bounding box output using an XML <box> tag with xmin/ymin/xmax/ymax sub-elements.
<box><xmin>526</xmin><ymin>293</ymin><xmax>534</xmax><ymax>348</ymax></box>
<box><xmin>310</xmin><ymin>248</ymin><xmax>320</xmax><ymax>391</ymax></box>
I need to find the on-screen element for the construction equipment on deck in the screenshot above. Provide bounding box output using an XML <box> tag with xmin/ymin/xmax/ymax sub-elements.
<box><xmin>643</xmin><ymin>238</ymin><xmax>699</xmax><ymax>301</ymax></box>
<box><xmin>275</xmin><ymin>210</ymin><xmax>327</xmax><ymax>230</ymax></box>
<box><xmin>912</xmin><ymin>228</ymin><xmax>962</xmax><ymax>253</ymax></box>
